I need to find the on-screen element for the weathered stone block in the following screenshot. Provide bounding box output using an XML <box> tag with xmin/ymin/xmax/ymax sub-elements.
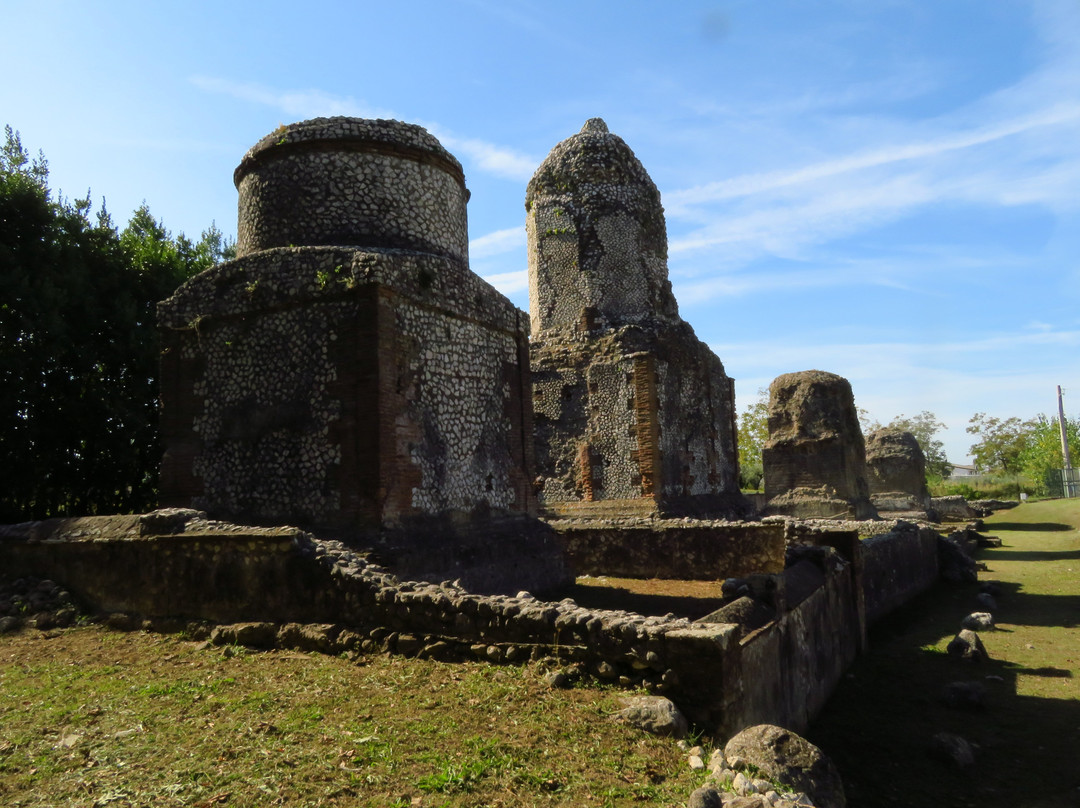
<box><xmin>763</xmin><ymin>370</ymin><xmax>876</xmax><ymax>519</ymax></box>
<box><xmin>865</xmin><ymin>427</ymin><xmax>930</xmax><ymax>513</ymax></box>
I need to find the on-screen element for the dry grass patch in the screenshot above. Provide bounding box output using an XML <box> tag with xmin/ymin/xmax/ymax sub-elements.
<box><xmin>0</xmin><ymin>625</ymin><xmax>708</xmax><ymax>807</ymax></box>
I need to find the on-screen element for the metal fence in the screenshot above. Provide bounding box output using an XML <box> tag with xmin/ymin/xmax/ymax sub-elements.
<box><xmin>1048</xmin><ymin>468</ymin><xmax>1080</xmax><ymax>498</ymax></box>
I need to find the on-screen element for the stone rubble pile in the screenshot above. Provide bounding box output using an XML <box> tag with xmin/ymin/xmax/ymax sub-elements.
<box><xmin>0</xmin><ymin>575</ymin><xmax>84</xmax><ymax>633</ymax></box>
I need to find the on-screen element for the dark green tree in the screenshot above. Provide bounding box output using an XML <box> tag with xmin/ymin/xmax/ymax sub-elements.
<box><xmin>1018</xmin><ymin>414</ymin><xmax>1080</xmax><ymax>494</ymax></box>
<box><xmin>737</xmin><ymin>389</ymin><xmax>768</xmax><ymax>490</ymax></box>
<box><xmin>0</xmin><ymin>126</ymin><xmax>231</xmax><ymax>521</ymax></box>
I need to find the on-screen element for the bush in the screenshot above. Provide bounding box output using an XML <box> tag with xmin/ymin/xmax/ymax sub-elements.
<box><xmin>929</xmin><ymin>474</ymin><xmax>1036</xmax><ymax>501</ymax></box>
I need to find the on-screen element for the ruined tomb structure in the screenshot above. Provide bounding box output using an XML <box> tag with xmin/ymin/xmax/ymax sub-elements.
<box><xmin>763</xmin><ymin>370</ymin><xmax>878</xmax><ymax>519</ymax></box>
<box><xmin>158</xmin><ymin>117</ymin><xmax>566</xmax><ymax>593</ymax></box>
<box><xmin>526</xmin><ymin>119</ymin><xmax>748</xmax><ymax>519</ymax></box>
<box><xmin>865</xmin><ymin>427</ymin><xmax>931</xmax><ymax>514</ymax></box>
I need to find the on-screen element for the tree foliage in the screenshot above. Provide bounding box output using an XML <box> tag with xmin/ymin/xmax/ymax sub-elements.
<box><xmin>737</xmin><ymin>389</ymin><xmax>768</xmax><ymax>490</ymax></box>
<box><xmin>861</xmin><ymin>409</ymin><xmax>950</xmax><ymax>479</ymax></box>
<box><xmin>1017</xmin><ymin>414</ymin><xmax>1080</xmax><ymax>493</ymax></box>
<box><xmin>966</xmin><ymin>412</ymin><xmax>1037</xmax><ymax>475</ymax></box>
<box><xmin>886</xmin><ymin>411</ymin><xmax>950</xmax><ymax>478</ymax></box>
<box><xmin>0</xmin><ymin>126</ymin><xmax>232</xmax><ymax>521</ymax></box>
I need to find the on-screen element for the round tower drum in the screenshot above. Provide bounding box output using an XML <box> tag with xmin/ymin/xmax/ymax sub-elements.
<box><xmin>234</xmin><ymin>117</ymin><xmax>469</xmax><ymax>263</ymax></box>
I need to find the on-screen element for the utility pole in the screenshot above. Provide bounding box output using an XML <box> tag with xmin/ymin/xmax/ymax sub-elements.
<box><xmin>1059</xmin><ymin>385</ymin><xmax>1073</xmax><ymax>470</ymax></box>
<box><xmin>1059</xmin><ymin>385</ymin><xmax>1076</xmax><ymax>498</ymax></box>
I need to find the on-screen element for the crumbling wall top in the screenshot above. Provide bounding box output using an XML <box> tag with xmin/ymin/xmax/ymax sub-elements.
<box><xmin>234</xmin><ymin>117</ymin><xmax>464</xmax><ymax>188</ymax></box>
<box><xmin>526</xmin><ymin>118</ymin><xmax>661</xmax><ymax>205</ymax></box>
<box><xmin>767</xmin><ymin>370</ymin><xmax>858</xmax><ymax>444</ymax></box>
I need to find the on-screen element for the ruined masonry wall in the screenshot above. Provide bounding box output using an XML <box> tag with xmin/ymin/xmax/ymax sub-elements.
<box><xmin>525</xmin><ymin>118</ymin><xmax>677</xmax><ymax>338</ymax></box>
<box><xmin>531</xmin><ymin>326</ymin><xmax>741</xmax><ymax>515</ymax></box>
<box><xmin>526</xmin><ymin>120</ymin><xmax>743</xmax><ymax>518</ymax></box>
<box><xmin>394</xmin><ymin>295</ymin><xmax>522</xmax><ymax>514</ymax></box>
<box><xmin>553</xmin><ymin>521</ymin><xmax>785</xmax><ymax>580</ymax></box>
<box><xmin>1</xmin><ymin>511</ymin><xmax>948</xmax><ymax>734</ymax></box>
<box><xmin>159</xmin><ymin>246</ymin><xmax>534</xmax><ymax>530</ymax></box>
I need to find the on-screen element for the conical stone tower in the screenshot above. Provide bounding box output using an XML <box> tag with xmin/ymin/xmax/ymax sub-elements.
<box><xmin>527</xmin><ymin>119</ymin><xmax>749</xmax><ymax>519</ymax></box>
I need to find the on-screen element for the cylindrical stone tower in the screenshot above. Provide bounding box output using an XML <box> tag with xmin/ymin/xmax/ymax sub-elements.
<box><xmin>234</xmin><ymin>117</ymin><xmax>469</xmax><ymax>264</ymax></box>
<box><xmin>525</xmin><ymin>118</ymin><xmax>678</xmax><ymax>338</ymax></box>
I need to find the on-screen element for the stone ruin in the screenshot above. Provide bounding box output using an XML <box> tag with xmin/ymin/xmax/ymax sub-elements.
<box><xmin>157</xmin><ymin>117</ymin><xmax>566</xmax><ymax>594</ymax></box>
<box><xmin>1</xmin><ymin>116</ymin><xmax>988</xmax><ymax>746</ymax></box>
<box><xmin>865</xmin><ymin>427</ymin><xmax>931</xmax><ymax>515</ymax></box>
<box><xmin>763</xmin><ymin>370</ymin><xmax>877</xmax><ymax>519</ymax></box>
<box><xmin>526</xmin><ymin>119</ymin><xmax>748</xmax><ymax>519</ymax></box>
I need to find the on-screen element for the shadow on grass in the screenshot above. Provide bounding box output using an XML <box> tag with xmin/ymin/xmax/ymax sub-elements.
<box><xmin>809</xmin><ymin>579</ymin><xmax>1080</xmax><ymax>808</ymax></box>
<box><xmin>1017</xmin><ymin>666</ymin><xmax>1073</xmax><ymax>677</ymax></box>
<box><xmin>982</xmin><ymin>548</ymin><xmax>1080</xmax><ymax>561</ymax></box>
<box><xmin>989</xmin><ymin>591</ymin><xmax>1080</xmax><ymax>628</ymax></box>
<box><xmin>986</xmin><ymin>521</ymin><xmax>1073</xmax><ymax>532</ymax></box>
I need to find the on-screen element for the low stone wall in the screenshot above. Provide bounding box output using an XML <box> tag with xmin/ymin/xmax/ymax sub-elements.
<box><xmin>551</xmin><ymin>519</ymin><xmax>785</xmax><ymax>579</ymax></box>
<box><xmin>0</xmin><ymin>508</ymin><xmax>950</xmax><ymax>737</ymax></box>
<box><xmin>781</xmin><ymin>516</ymin><xmax>944</xmax><ymax>627</ymax></box>
<box><xmin>0</xmin><ymin>511</ymin><xmax>739</xmax><ymax>730</ymax></box>
<box><xmin>729</xmin><ymin>550</ymin><xmax>861</xmax><ymax>733</ymax></box>
<box><xmin>860</xmin><ymin>522</ymin><xmax>940</xmax><ymax>624</ymax></box>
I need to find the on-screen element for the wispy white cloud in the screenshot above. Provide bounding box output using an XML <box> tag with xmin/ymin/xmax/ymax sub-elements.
<box><xmin>665</xmin><ymin>104</ymin><xmax>1080</xmax><ymax>213</ymax></box>
<box><xmin>428</xmin><ymin>130</ymin><xmax>537</xmax><ymax>181</ymax></box>
<box><xmin>470</xmin><ymin>226</ymin><xmax>525</xmax><ymax>259</ymax></box>
<box><xmin>480</xmin><ymin>269</ymin><xmax>528</xmax><ymax>296</ymax></box>
<box><xmin>190</xmin><ymin>76</ymin><xmax>395</xmax><ymax>120</ymax></box>
<box><xmin>190</xmin><ymin>76</ymin><xmax>537</xmax><ymax>182</ymax></box>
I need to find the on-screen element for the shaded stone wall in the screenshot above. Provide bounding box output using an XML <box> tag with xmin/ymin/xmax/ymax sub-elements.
<box><xmin>861</xmin><ymin>523</ymin><xmax>940</xmax><ymax>624</ymax></box>
<box><xmin>526</xmin><ymin>120</ymin><xmax>745</xmax><ymax>519</ymax></box>
<box><xmin>763</xmin><ymin>370</ymin><xmax>876</xmax><ymax>519</ymax></box>
<box><xmin>552</xmin><ymin>520</ymin><xmax>785</xmax><ymax>580</ymax></box>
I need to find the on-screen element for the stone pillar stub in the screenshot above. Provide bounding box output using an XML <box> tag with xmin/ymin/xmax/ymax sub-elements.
<box><xmin>865</xmin><ymin>427</ymin><xmax>931</xmax><ymax>514</ymax></box>
<box><xmin>763</xmin><ymin>370</ymin><xmax>877</xmax><ymax>519</ymax></box>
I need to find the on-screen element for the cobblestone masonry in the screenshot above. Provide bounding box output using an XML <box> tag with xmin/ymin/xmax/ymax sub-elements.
<box><xmin>234</xmin><ymin>118</ymin><xmax>469</xmax><ymax>263</ymax></box>
<box><xmin>526</xmin><ymin>119</ymin><xmax>748</xmax><ymax>519</ymax></box>
<box><xmin>1</xmin><ymin>510</ymin><xmax>896</xmax><ymax>735</ymax></box>
<box><xmin>158</xmin><ymin>118</ymin><xmax>565</xmax><ymax>593</ymax></box>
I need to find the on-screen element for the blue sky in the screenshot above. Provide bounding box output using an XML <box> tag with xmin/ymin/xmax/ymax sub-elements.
<box><xmin>4</xmin><ymin>0</ymin><xmax>1079</xmax><ymax>463</ymax></box>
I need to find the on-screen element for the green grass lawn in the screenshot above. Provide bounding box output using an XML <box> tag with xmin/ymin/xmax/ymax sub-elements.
<box><xmin>0</xmin><ymin>626</ymin><xmax>707</xmax><ymax>807</ymax></box>
<box><xmin>810</xmin><ymin>498</ymin><xmax>1080</xmax><ymax>808</ymax></box>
